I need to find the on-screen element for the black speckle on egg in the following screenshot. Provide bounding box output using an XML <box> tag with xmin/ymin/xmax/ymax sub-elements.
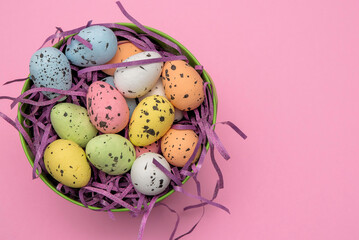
<box><xmin>99</xmin><ymin>121</ymin><xmax>107</xmax><ymax>128</ymax></box>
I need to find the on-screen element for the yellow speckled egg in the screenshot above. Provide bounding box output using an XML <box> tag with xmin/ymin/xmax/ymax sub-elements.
<box><xmin>44</xmin><ymin>139</ymin><xmax>91</xmax><ymax>188</ymax></box>
<box><xmin>102</xmin><ymin>41</ymin><xmax>143</xmax><ymax>76</ymax></box>
<box><xmin>162</xmin><ymin>60</ymin><xmax>204</xmax><ymax>111</ymax></box>
<box><xmin>129</xmin><ymin>95</ymin><xmax>174</xmax><ymax>146</ymax></box>
<box><xmin>161</xmin><ymin>129</ymin><xmax>201</xmax><ymax>167</ymax></box>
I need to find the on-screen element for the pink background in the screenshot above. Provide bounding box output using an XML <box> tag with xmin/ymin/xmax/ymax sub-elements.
<box><xmin>1</xmin><ymin>0</ymin><xmax>359</xmax><ymax>239</ymax></box>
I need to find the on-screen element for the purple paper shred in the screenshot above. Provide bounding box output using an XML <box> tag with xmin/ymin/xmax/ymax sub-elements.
<box><xmin>0</xmin><ymin>1</ymin><xmax>248</xmax><ymax>239</ymax></box>
<box><xmin>73</xmin><ymin>34</ymin><xmax>93</xmax><ymax>50</ymax></box>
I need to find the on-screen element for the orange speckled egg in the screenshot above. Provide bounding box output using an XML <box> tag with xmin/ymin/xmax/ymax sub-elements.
<box><xmin>160</xmin><ymin>129</ymin><xmax>201</xmax><ymax>167</ymax></box>
<box><xmin>162</xmin><ymin>60</ymin><xmax>204</xmax><ymax>111</ymax></box>
<box><xmin>102</xmin><ymin>41</ymin><xmax>143</xmax><ymax>75</ymax></box>
<box><xmin>135</xmin><ymin>140</ymin><xmax>160</xmax><ymax>157</ymax></box>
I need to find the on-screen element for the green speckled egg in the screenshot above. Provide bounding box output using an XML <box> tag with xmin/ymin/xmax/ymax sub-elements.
<box><xmin>50</xmin><ymin>103</ymin><xmax>98</xmax><ymax>148</ymax></box>
<box><xmin>44</xmin><ymin>139</ymin><xmax>91</xmax><ymax>188</ymax></box>
<box><xmin>129</xmin><ymin>95</ymin><xmax>175</xmax><ymax>146</ymax></box>
<box><xmin>85</xmin><ymin>134</ymin><xmax>136</xmax><ymax>175</ymax></box>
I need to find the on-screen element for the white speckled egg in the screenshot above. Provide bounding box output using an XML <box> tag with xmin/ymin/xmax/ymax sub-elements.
<box><xmin>130</xmin><ymin>152</ymin><xmax>171</xmax><ymax>196</ymax></box>
<box><xmin>114</xmin><ymin>51</ymin><xmax>163</xmax><ymax>98</ymax></box>
<box><xmin>138</xmin><ymin>77</ymin><xmax>165</xmax><ymax>102</ymax></box>
<box><xmin>174</xmin><ymin>108</ymin><xmax>184</xmax><ymax>122</ymax></box>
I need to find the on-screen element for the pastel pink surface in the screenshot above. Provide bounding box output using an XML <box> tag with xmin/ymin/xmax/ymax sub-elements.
<box><xmin>135</xmin><ymin>141</ymin><xmax>160</xmax><ymax>158</ymax></box>
<box><xmin>87</xmin><ymin>81</ymin><xmax>129</xmax><ymax>133</ymax></box>
<box><xmin>1</xmin><ymin>1</ymin><xmax>359</xmax><ymax>240</ymax></box>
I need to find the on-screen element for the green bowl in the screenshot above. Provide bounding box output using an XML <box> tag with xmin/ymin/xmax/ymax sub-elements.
<box><xmin>18</xmin><ymin>23</ymin><xmax>218</xmax><ymax>212</ymax></box>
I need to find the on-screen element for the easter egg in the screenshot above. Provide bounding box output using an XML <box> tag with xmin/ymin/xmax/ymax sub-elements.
<box><xmin>130</xmin><ymin>152</ymin><xmax>171</xmax><ymax>196</ymax></box>
<box><xmin>138</xmin><ymin>77</ymin><xmax>166</xmax><ymax>102</ymax></box>
<box><xmin>161</xmin><ymin>129</ymin><xmax>201</xmax><ymax>167</ymax></box>
<box><xmin>114</xmin><ymin>51</ymin><xmax>163</xmax><ymax>98</ymax></box>
<box><xmin>126</xmin><ymin>98</ymin><xmax>137</xmax><ymax>119</ymax></box>
<box><xmin>86</xmin><ymin>134</ymin><xmax>136</xmax><ymax>175</ymax></box>
<box><xmin>174</xmin><ymin>108</ymin><xmax>184</xmax><ymax>122</ymax></box>
<box><xmin>135</xmin><ymin>140</ymin><xmax>160</xmax><ymax>157</ymax></box>
<box><xmin>102</xmin><ymin>41</ymin><xmax>143</xmax><ymax>75</ymax></box>
<box><xmin>162</xmin><ymin>60</ymin><xmax>205</xmax><ymax>111</ymax></box>
<box><xmin>29</xmin><ymin>47</ymin><xmax>72</xmax><ymax>99</ymax></box>
<box><xmin>50</xmin><ymin>103</ymin><xmax>98</xmax><ymax>148</ymax></box>
<box><xmin>87</xmin><ymin>81</ymin><xmax>129</xmax><ymax>133</ymax></box>
<box><xmin>129</xmin><ymin>95</ymin><xmax>174</xmax><ymax>146</ymax></box>
<box><xmin>65</xmin><ymin>25</ymin><xmax>117</xmax><ymax>67</ymax></box>
<box><xmin>44</xmin><ymin>139</ymin><xmax>91</xmax><ymax>188</ymax></box>
<box><xmin>139</xmin><ymin>78</ymin><xmax>183</xmax><ymax>122</ymax></box>
<box><xmin>101</xmin><ymin>76</ymin><xmax>115</xmax><ymax>87</ymax></box>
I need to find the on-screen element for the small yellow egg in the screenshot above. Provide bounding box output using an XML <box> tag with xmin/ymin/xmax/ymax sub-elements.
<box><xmin>129</xmin><ymin>95</ymin><xmax>175</xmax><ymax>146</ymax></box>
<box><xmin>44</xmin><ymin>139</ymin><xmax>91</xmax><ymax>188</ymax></box>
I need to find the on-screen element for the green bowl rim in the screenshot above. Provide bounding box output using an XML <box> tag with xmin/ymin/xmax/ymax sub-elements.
<box><xmin>18</xmin><ymin>22</ymin><xmax>218</xmax><ymax>212</ymax></box>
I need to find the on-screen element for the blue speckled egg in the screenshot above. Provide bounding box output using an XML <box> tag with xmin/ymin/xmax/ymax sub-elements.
<box><xmin>65</xmin><ymin>26</ymin><xmax>117</xmax><ymax>67</ymax></box>
<box><xmin>126</xmin><ymin>98</ymin><xmax>137</xmax><ymax>119</ymax></box>
<box><xmin>101</xmin><ymin>76</ymin><xmax>115</xmax><ymax>87</ymax></box>
<box><xmin>29</xmin><ymin>47</ymin><xmax>72</xmax><ymax>99</ymax></box>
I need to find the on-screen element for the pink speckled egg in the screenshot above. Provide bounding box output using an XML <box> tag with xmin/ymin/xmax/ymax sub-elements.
<box><xmin>87</xmin><ymin>81</ymin><xmax>129</xmax><ymax>133</ymax></box>
<box><xmin>135</xmin><ymin>140</ymin><xmax>160</xmax><ymax>157</ymax></box>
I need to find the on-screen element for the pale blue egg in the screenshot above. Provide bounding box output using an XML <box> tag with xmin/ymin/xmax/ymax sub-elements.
<box><xmin>126</xmin><ymin>98</ymin><xmax>137</xmax><ymax>119</ymax></box>
<box><xmin>29</xmin><ymin>47</ymin><xmax>72</xmax><ymax>99</ymax></box>
<box><xmin>101</xmin><ymin>76</ymin><xmax>115</xmax><ymax>87</ymax></box>
<box><xmin>65</xmin><ymin>26</ymin><xmax>117</xmax><ymax>67</ymax></box>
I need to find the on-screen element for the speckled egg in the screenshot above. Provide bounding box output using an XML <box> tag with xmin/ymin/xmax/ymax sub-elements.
<box><xmin>101</xmin><ymin>76</ymin><xmax>115</xmax><ymax>87</ymax></box>
<box><xmin>139</xmin><ymin>78</ymin><xmax>183</xmax><ymax>122</ymax></box>
<box><xmin>87</xmin><ymin>81</ymin><xmax>129</xmax><ymax>133</ymax></box>
<box><xmin>162</xmin><ymin>60</ymin><xmax>205</xmax><ymax>111</ymax></box>
<box><xmin>174</xmin><ymin>108</ymin><xmax>184</xmax><ymax>122</ymax></box>
<box><xmin>86</xmin><ymin>134</ymin><xmax>136</xmax><ymax>175</ymax></box>
<box><xmin>100</xmin><ymin>76</ymin><xmax>137</xmax><ymax>118</ymax></box>
<box><xmin>126</xmin><ymin>98</ymin><xmax>137</xmax><ymax>119</ymax></box>
<box><xmin>29</xmin><ymin>47</ymin><xmax>72</xmax><ymax>99</ymax></box>
<box><xmin>135</xmin><ymin>140</ymin><xmax>160</xmax><ymax>157</ymax></box>
<box><xmin>161</xmin><ymin>129</ymin><xmax>201</xmax><ymax>167</ymax></box>
<box><xmin>102</xmin><ymin>41</ymin><xmax>143</xmax><ymax>75</ymax></box>
<box><xmin>114</xmin><ymin>51</ymin><xmax>163</xmax><ymax>98</ymax></box>
<box><xmin>129</xmin><ymin>95</ymin><xmax>175</xmax><ymax>146</ymax></box>
<box><xmin>130</xmin><ymin>152</ymin><xmax>171</xmax><ymax>196</ymax></box>
<box><xmin>138</xmin><ymin>77</ymin><xmax>166</xmax><ymax>102</ymax></box>
<box><xmin>65</xmin><ymin>25</ymin><xmax>117</xmax><ymax>67</ymax></box>
<box><xmin>50</xmin><ymin>103</ymin><xmax>98</xmax><ymax>148</ymax></box>
<box><xmin>44</xmin><ymin>139</ymin><xmax>91</xmax><ymax>188</ymax></box>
